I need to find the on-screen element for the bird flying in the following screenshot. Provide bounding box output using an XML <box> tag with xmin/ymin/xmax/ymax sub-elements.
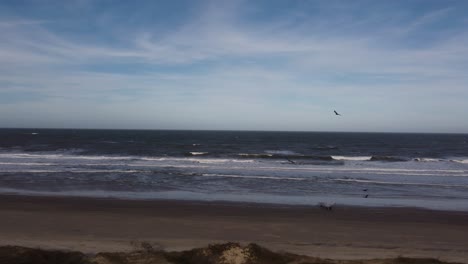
<box><xmin>334</xmin><ymin>110</ymin><xmax>341</xmax><ymax>116</ymax></box>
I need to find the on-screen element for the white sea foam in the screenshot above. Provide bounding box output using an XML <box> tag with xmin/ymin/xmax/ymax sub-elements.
<box><xmin>413</xmin><ymin>158</ymin><xmax>443</xmax><ymax>162</ymax></box>
<box><xmin>0</xmin><ymin>169</ymin><xmax>139</xmax><ymax>173</ymax></box>
<box><xmin>0</xmin><ymin>153</ymin><xmax>135</xmax><ymax>160</ymax></box>
<box><xmin>201</xmin><ymin>173</ymin><xmax>306</xmax><ymax>181</ymax></box>
<box><xmin>452</xmin><ymin>159</ymin><xmax>468</xmax><ymax>164</ymax></box>
<box><xmin>128</xmin><ymin>164</ymin><xmax>210</xmax><ymax>168</ymax></box>
<box><xmin>140</xmin><ymin>157</ymin><xmax>170</xmax><ymax>161</ymax></box>
<box><xmin>139</xmin><ymin>156</ymin><xmax>254</xmax><ymax>164</ymax></box>
<box><xmin>334</xmin><ymin>178</ymin><xmax>468</xmax><ymax>188</ymax></box>
<box><xmin>238</xmin><ymin>153</ymin><xmax>273</xmax><ymax>157</ymax></box>
<box><xmin>265</xmin><ymin>150</ymin><xmax>298</xmax><ymax>155</ymax></box>
<box><xmin>0</xmin><ymin>170</ymin><xmax>62</xmax><ymax>173</ymax></box>
<box><xmin>331</xmin><ymin>156</ymin><xmax>371</xmax><ymax>161</ymax></box>
<box><xmin>0</xmin><ymin>153</ymin><xmax>63</xmax><ymax>159</ymax></box>
<box><xmin>119</xmin><ymin>163</ymin><xmax>468</xmax><ymax>176</ymax></box>
<box><xmin>0</xmin><ymin>162</ymin><xmax>54</xmax><ymax>166</ymax></box>
<box><xmin>254</xmin><ymin>166</ymin><xmax>467</xmax><ymax>174</ymax></box>
<box><xmin>189</xmin><ymin>152</ymin><xmax>208</xmax><ymax>155</ymax></box>
<box><xmin>195</xmin><ymin>158</ymin><xmax>253</xmax><ymax>164</ymax></box>
<box><xmin>0</xmin><ymin>152</ymin><xmax>466</xmax><ymax>178</ymax></box>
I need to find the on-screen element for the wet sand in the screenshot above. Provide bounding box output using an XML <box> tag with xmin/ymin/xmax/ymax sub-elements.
<box><xmin>0</xmin><ymin>194</ymin><xmax>467</xmax><ymax>262</ymax></box>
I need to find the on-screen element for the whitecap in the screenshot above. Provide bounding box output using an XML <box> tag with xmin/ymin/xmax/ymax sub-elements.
<box><xmin>452</xmin><ymin>159</ymin><xmax>468</xmax><ymax>164</ymax></box>
<box><xmin>189</xmin><ymin>152</ymin><xmax>208</xmax><ymax>156</ymax></box>
<box><xmin>413</xmin><ymin>158</ymin><xmax>443</xmax><ymax>162</ymax></box>
<box><xmin>265</xmin><ymin>150</ymin><xmax>298</xmax><ymax>155</ymax></box>
<box><xmin>331</xmin><ymin>156</ymin><xmax>371</xmax><ymax>161</ymax></box>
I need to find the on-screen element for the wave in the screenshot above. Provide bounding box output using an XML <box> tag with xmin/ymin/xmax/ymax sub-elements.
<box><xmin>2</xmin><ymin>150</ymin><xmax>467</xmax><ymax>169</ymax></box>
<box><xmin>333</xmin><ymin>178</ymin><xmax>468</xmax><ymax>188</ymax></box>
<box><xmin>321</xmin><ymin>156</ymin><xmax>450</xmax><ymax>163</ymax></box>
<box><xmin>333</xmin><ymin>156</ymin><xmax>468</xmax><ymax>163</ymax></box>
<box><xmin>236</xmin><ymin>154</ymin><xmax>467</xmax><ymax>164</ymax></box>
<box><xmin>201</xmin><ymin>173</ymin><xmax>307</xmax><ymax>181</ymax></box>
<box><xmin>238</xmin><ymin>153</ymin><xmax>272</xmax><ymax>158</ymax></box>
<box><xmin>408</xmin><ymin>157</ymin><xmax>468</xmax><ymax>164</ymax></box>
<box><xmin>0</xmin><ymin>152</ymin><xmax>254</xmax><ymax>164</ymax></box>
<box><xmin>238</xmin><ymin>153</ymin><xmax>334</xmax><ymax>161</ymax></box>
<box><xmin>0</xmin><ymin>153</ymin><xmax>136</xmax><ymax>161</ymax></box>
<box><xmin>411</xmin><ymin>157</ymin><xmax>468</xmax><ymax>164</ymax></box>
<box><xmin>413</xmin><ymin>158</ymin><xmax>444</xmax><ymax>162</ymax></box>
<box><xmin>185</xmin><ymin>152</ymin><xmax>209</xmax><ymax>156</ymax></box>
<box><xmin>195</xmin><ymin>159</ymin><xmax>254</xmax><ymax>164</ymax></box>
<box><xmin>0</xmin><ymin>169</ymin><xmax>140</xmax><ymax>173</ymax></box>
<box><xmin>369</xmin><ymin>156</ymin><xmax>408</xmax><ymax>162</ymax></box>
<box><xmin>265</xmin><ymin>150</ymin><xmax>298</xmax><ymax>155</ymax></box>
<box><xmin>331</xmin><ymin>156</ymin><xmax>371</xmax><ymax>161</ymax></box>
<box><xmin>246</xmin><ymin>166</ymin><xmax>468</xmax><ymax>176</ymax></box>
<box><xmin>100</xmin><ymin>141</ymin><xmax>118</xmax><ymax>144</ymax></box>
<box><xmin>452</xmin><ymin>159</ymin><xmax>468</xmax><ymax>164</ymax></box>
<box><xmin>140</xmin><ymin>156</ymin><xmax>254</xmax><ymax>164</ymax></box>
<box><xmin>311</xmin><ymin>145</ymin><xmax>338</xmax><ymax>150</ymax></box>
<box><xmin>0</xmin><ymin>162</ymin><xmax>54</xmax><ymax>166</ymax></box>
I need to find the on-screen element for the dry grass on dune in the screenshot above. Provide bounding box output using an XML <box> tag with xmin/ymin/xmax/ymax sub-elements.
<box><xmin>0</xmin><ymin>243</ymin><xmax>462</xmax><ymax>264</ymax></box>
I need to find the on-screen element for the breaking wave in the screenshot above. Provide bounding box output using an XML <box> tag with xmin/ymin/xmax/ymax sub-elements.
<box><xmin>332</xmin><ymin>156</ymin><xmax>371</xmax><ymax>161</ymax></box>
<box><xmin>369</xmin><ymin>156</ymin><xmax>408</xmax><ymax>162</ymax></box>
<box><xmin>452</xmin><ymin>159</ymin><xmax>468</xmax><ymax>164</ymax></box>
<box><xmin>333</xmin><ymin>178</ymin><xmax>468</xmax><ymax>188</ymax></box>
<box><xmin>238</xmin><ymin>153</ymin><xmax>334</xmax><ymax>161</ymax></box>
<box><xmin>185</xmin><ymin>152</ymin><xmax>209</xmax><ymax>156</ymax></box>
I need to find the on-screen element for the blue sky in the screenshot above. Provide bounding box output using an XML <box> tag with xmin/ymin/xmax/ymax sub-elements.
<box><xmin>1</xmin><ymin>0</ymin><xmax>467</xmax><ymax>132</ymax></box>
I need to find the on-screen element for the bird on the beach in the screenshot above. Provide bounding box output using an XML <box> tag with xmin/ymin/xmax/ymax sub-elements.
<box><xmin>334</xmin><ymin>110</ymin><xmax>341</xmax><ymax>116</ymax></box>
<box><xmin>318</xmin><ymin>202</ymin><xmax>335</xmax><ymax>211</ymax></box>
<box><xmin>364</xmin><ymin>194</ymin><xmax>369</xmax><ymax>198</ymax></box>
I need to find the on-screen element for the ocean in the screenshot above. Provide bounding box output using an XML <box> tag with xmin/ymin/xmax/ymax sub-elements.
<box><xmin>1</xmin><ymin>128</ymin><xmax>468</xmax><ymax>211</ymax></box>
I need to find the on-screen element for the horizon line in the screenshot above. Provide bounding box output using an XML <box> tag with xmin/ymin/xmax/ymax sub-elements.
<box><xmin>0</xmin><ymin>127</ymin><xmax>467</xmax><ymax>135</ymax></box>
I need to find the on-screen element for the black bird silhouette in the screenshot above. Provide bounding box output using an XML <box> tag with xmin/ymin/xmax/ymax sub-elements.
<box><xmin>334</xmin><ymin>110</ymin><xmax>341</xmax><ymax>116</ymax></box>
<box><xmin>364</xmin><ymin>194</ymin><xmax>369</xmax><ymax>198</ymax></box>
<box><xmin>319</xmin><ymin>202</ymin><xmax>335</xmax><ymax>211</ymax></box>
<box><xmin>363</xmin><ymin>189</ymin><xmax>368</xmax><ymax>192</ymax></box>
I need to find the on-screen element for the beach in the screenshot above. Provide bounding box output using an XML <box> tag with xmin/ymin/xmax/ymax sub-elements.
<box><xmin>1</xmin><ymin>194</ymin><xmax>468</xmax><ymax>263</ymax></box>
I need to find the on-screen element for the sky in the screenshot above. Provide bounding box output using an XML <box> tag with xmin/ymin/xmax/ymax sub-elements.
<box><xmin>0</xmin><ymin>0</ymin><xmax>468</xmax><ymax>133</ymax></box>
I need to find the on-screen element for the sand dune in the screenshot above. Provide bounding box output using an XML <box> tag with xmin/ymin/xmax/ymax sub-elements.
<box><xmin>0</xmin><ymin>243</ymin><xmax>463</xmax><ymax>264</ymax></box>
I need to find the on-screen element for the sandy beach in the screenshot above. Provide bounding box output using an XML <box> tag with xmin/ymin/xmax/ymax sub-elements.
<box><xmin>0</xmin><ymin>194</ymin><xmax>467</xmax><ymax>262</ymax></box>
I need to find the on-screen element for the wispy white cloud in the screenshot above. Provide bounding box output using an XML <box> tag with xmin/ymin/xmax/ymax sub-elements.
<box><xmin>0</xmin><ymin>1</ymin><xmax>467</xmax><ymax>132</ymax></box>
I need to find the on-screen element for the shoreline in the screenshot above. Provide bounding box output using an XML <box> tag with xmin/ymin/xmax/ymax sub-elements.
<box><xmin>1</xmin><ymin>192</ymin><xmax>468</xmax><ymax>213</ymax></box>
<box><xmin>1</xmin><ymin>189</ymin><xmax>468</xmax><ymax>212</ymax></box>
<box><xmin>1</xmin><ymin>194</ymin><xmax>468</xmax><ymax>262</ymax></box>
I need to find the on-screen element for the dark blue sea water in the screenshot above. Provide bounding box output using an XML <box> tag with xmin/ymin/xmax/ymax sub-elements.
<box><xmin>1</xmin><ymin>129</ymin><xmax>468</xmax><ymax>210</ymax></box>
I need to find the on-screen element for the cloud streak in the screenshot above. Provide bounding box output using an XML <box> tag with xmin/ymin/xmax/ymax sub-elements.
<box><xmin>0</xmin><ymin>0</ymin><xmax>468</xmax><ymax>132</ymax></box>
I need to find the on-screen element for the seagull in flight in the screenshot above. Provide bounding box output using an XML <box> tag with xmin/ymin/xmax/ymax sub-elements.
<box><xmin>334</xmin><ymin>110</ymin><xmax>341</xmax><ymax>116</ymax></box>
